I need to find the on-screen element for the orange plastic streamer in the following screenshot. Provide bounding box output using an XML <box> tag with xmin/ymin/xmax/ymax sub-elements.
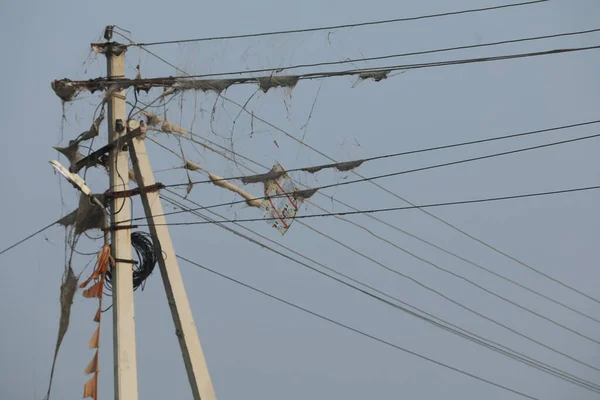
<box><xmin>81</xmin><ymin>244</ymin><xmax>111</xmax><ymax>400</ymax></box>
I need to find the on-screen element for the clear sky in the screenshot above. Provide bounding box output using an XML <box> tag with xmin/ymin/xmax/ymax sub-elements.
<box><xmin>1</xmin><ymin>1</ymin><xmax>600</xmax><ymax>399</ymax></box>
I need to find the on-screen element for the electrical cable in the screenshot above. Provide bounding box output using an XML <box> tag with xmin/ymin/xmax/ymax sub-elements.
<box><xmin>105</xmin><ymin>231</ymin><xmax>158</xmax><ymax>291</ymax></box>
<box><xmin>129</xmin><ymin>131</ymin><xmax>600</xmax><ymax>222</ymax></box>
<box><xmin>162</xmin><ymin>191</ymin><xmax>600</xmax><ymax>373</ymax></box>
<box><xmin>154</xmin><ymin>119</ymin><xmax>600</xmax><ymax>187</ymax></box>
<box><xmin>127</xmin><ymin>1</ymin><xmax>548</xmax><ymax>46</ymax></box>
<box><xmin>175</xmin><ymin>131</ymin><xmax>600</xmax><ymax>323</ymax></box>
<box><xmin>179</xmin><ymin>255</ymin><xmax>543</xmax><ymax>400</ymax></box>
<box><xmin>163</xmin><ymin>192</ymin><xmax>600</xmax><ymax>391</ymax></box>
<box><xmin>140</xmin><ymin>184</ymin><xmax>600</xmax><ymax>227</ymax></box>
<box><xmin>139</xmin><ymin>28</ymin><xmax>600</xmax><ymax>79</ymax></box>
<box><xmin>0</xmin><ymin>220</ymin><xmax>59</xmax><ymax>258</ymax></box>
<box><xmin>70</xmin><ymin>45</ymin><xmax>600</xmax><ymax>92</ymax></box>
<box><xmin>216</xmin><ymin>92</ymin><xmax>600</xmax><ymax>306</ymax></box>
<box><xmin>149</xmin><ymin>133</ymin><xmax>600</xmax><ymax>326</ymax></box>
<box><xmin>133</xmin><ymin>36</ymin><xmax>600</xmax><ymax>309</ymax></box>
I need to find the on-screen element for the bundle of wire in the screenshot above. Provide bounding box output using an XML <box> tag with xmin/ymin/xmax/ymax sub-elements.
<box><xmin>105</xmin><ymin>231</ymin><xmax>159</xmax><ymax>291</ymax></box>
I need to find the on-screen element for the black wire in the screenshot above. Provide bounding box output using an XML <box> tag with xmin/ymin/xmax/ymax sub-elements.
<box><xmin>0</xmin><ymin>221</ymin><xmax>58</xmax><ymax>257</ymax></box>
<box><xmin>161</xmin><ymin>119</ymin><xmax>600</xmax><ymax>188</ymax></box>
<box><xmin>105</xmin><ymin>231</ymin><xmax>158</xmax><ymax>291</ymax></box>
<box><xmin>164</xmin><ymin>194</ymin><xmax>600</xmax><ymax>391</ymax></box>
<box><xmin>141</xmin><ymin>184</ymin><xmax>600</xmax><ymax>227</ymax></box>
<box><xmin>132</xmin><ymin>1</ymin><xmax>548</xmax><ymax>46</ymax></box>
<box><xmin>151</xmin><ymin>27</ymin><xmax>600</xmax><ymax>79</ymax></box>
<box><xmin>132</xmin><ymin>131</ymin><xmax>600</xmax><ymax>223</ymax></box>
<box><xmin>179</xmin><ymin>255</ymin><xmax>542</xmax><ymax>400</ymax></box>
<box><xmin>82</xmin><ymin>44</ymin><xmax>600</xmax><ymax>89</ymax></box>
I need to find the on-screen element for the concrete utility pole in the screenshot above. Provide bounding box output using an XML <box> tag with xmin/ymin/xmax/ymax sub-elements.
<box><xmin>51</xmin><ymin>25</ymin><xmax>216</xmax><ymax>400</ymax></box>
<box><xmin>103</xmin><ymin>27</ymin><xmax>139</xmax><ymax>400</ymax></box>
<box><xmin>128</xmin><ymin>120</ymin><xmax>217</xmax><ymax>400</ymax></box>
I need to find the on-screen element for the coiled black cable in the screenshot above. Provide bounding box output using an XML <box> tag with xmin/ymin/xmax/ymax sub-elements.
<box><xmin>105</xmin><ymin>231</ymin><xmax>159</xmax><ymax>291</ymax></box>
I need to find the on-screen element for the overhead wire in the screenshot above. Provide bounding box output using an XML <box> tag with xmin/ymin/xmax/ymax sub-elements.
<box><xmin>136</xmin><ymin>108</ymin><xmax>600</xmax><ymax>323</ymax></box>
<box><xmin>155</xmin><ymin>120</ymin><xmax>600</xmax><ymax>187</ymax></box>
<box><xmin>149</xmin><ymin>138</ymin><xmax>600</xmax><ymax>346</ymax></box>
<box><xmin>138</xmin><ymin>28</ymin><xmax>600</xmax><ymax>79</ymax></box>
<box><xmin>124</xmin><ymin>33</ymin><xmax>591</xmax><ymax>338</ymax></box>
<box><xmin>133</xmin><ymin>131</ymin><xmax>600</xmax><ymax>217</ymax></box>
<box><xmin>125</xmin><ymin>1</ymin><xmax>548</xmax><ymax>46</ymax></box>
<box><xmin>215</xmin><ymin>94</ymin><xmax>600</xmax><ymax>306</ymax></box>
<box><xmin>0</xmin><ymin>220</ymin><xmax>59</xmax><ymax>257</ymax></box>
<box><xmin>148</xmin><ymin>127</ymin><xmax>600</xmax><ymax>324</ymax></box>
<box><xmin>127</xmin><ymin>37</ymin><xmax>600</xmax><ymax>309</ymax></box>
<box><xmin>179</xmin><ymin>254</ymin><xmax>542</xmax><ymax>400</ymax></box>
<box><xmin>155</xmin><ymin>186</ymin><xmax>600</xmax><ymax>372</ymax></box>
<box><xmin>140</xmin><ymin>184</ymin><xmax>600</xmax><ymax>227</ymax></box>
<box><xmin>163</xmin><ymin>192</ymin><xmax>600</xmax><ymax>392</ymax></box>
<box><xmin>69</xmin><ymin>45</ymin><xmax>600</xmax><ymax>92</ymax></box>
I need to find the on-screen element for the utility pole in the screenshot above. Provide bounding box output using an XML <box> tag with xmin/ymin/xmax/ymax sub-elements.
<box><xmin>103</xmin><ymin>27</ymin><xmax>139</xmax><ymax>400</ymax></box>
<box><xmin>128</xmin><ymin>120</ymin><xmax>217</xmax><ymax>400</ymax></box>
<box><xmin>51</xmin><ymin>25</ymin><xmax>215</xmax><ymax>400</ymax></box>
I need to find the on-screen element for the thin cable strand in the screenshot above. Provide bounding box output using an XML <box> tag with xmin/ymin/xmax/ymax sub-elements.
<box><xmin>180</xmin><ymin>255</ymin><xmax>543</xmax><ymax>400</ymax></box>
<box><xmin>163</xmin><ymin>193</ymin><xmax>600</xmax><ymax>391</ymax></box>
<box><xmin>142</xmin><ymin>28</ymin><xmax>600</xmax><ymax>79</ymax></box>
<box><xmin>0</xmin><ymin>220</ymin><xmax>58</xmax><ymax>257</ymax></box>
<box><xmin>156</xmin><ymin>120</ymin><xmax>600</xmax><ymax>187</ymax></box>
<box><xmin>140</xmin><ymin>185</ymin><xmax>600</xmax><ymax>226</ymax></box>
<box><xmin>128</xmin><ymin>1</ymin><xmax>548</xmax><ymax>46</ymax></box>
<box><xmin>132</xmin><ymin>38</ymin><xmax>600</xmax><ymax>311</ymax></box>
<box><xmin>159</xmin><ymin>191</ymin><xmax>600</xmax><ymax>372</ymax></box>
<box><xmin>66</xmin><ymin>45</ymin><xmax>600</xmax><ymax>92</ymax></box>
<box><xmin>156</xmin><ymin>121</ymin><xmax>600</xmax><ymax>325</ymax></box>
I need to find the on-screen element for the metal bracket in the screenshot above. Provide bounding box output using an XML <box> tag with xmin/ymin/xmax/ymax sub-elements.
<box><xmin>106</xmin><ymin>225</ymin><xmax>138</xmax><ymax>232</ymax></box>
<box><xmin>113</xmin><ymin>258</ymin><xmax>139</xmax><ymax>265</ymax></box>
<box><xmin>106</xmin><ymin>183</ymin><xmax>165</xmax><ymax>199</ymax></box>
<box><xmin>70</xmin><ymin>124</ymin><xmax>147</xmax><ymax>173</ymax></box>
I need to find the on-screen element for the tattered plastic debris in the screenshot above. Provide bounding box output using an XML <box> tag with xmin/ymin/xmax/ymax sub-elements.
<box><xmin>358</xmin><ymin>70</ymin><xmax>391</xmax><ymax>82</ymax></box>
<box><xmin>202</xmin><ymin>162</ymin><xmax>315</xmax><ymax>234</ymax></box>
<box><xmin>51</xmin><ymin>79</ymin><xmax>80</xmax><ymax>102</ymax></box>
<box><xmin>176</xmin><ymin>79</ymin><xmax>233</xmax><ymax>93</ymax></box>
<box><xmin>259</xmin><ymin>163</ymin><xmax>306</xmax><ymax>235</ymax></box>
<box><xmin>208</xmin><ymin>172</ymin><xmax>264</xmax><ymax>208</ymax></box>
<box><xmin>58</xmin><ymin>194</ymin><xmax>107</xmax><ymax>235</ymax></box>
<box><xmin>44</xmin><ymin>266</ymin><xmax>78</xmax><ymax>400</ymax></box>
<box><xmin>53</xmin><ymin>143</ymin><xmax>85</xmax><ymax>170</ymax></box>
<box><xmin>301</xmin><ymin>159</ymin><xmax>365</xmax><ymax>174</ymax></box>
<box><xmin>161</xmin><ymin>119</ymin><xmax>187</xmax><ymax>135</ymax></box>
<box><xmin>184</xmin><ymin>160</ymin><xmax>202</xmax><ymax>171</ymax></box>
<box><xmin>53</xmin><ymin>115</ymin><xmax>105</xmax><ymax>171</ymax></box>
<box><xmin>75</xmin><ymin>115</ymin><xmax>104</xmax><ymax>143</ymax></box>
<box><xmin>142</xmin><ymin>111</ymin><xmax>187</xmax><ymax>135</ymax></box>
<box><xmin>144</xmin><ymin>111</ymin><xmax>161</xmax><ymax>128</ymax></box>
<box><xmin>257</xmin><ymin>76</ymin><xmax>300</xmax><ymax>93</ymax></box>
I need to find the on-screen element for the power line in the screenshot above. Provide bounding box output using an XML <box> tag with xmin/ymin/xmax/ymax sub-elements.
<box><xmin>149</xmin><ymin>184</ymin><xmax>600</xmax><ymax>226</ymax></box>
<box><xmin>133</xmin><ymin>37</ymin><xmax>600</xmax><ymax>309</ymax></box>
<box><xmin>152</xmin><ymin>128</ymin><xmax>600</xmax><ymax>325</ymax></box>
<box><xmin>206</xmin><ymin>90</ymin><xmax>600</xmax><ymax>309</ymax></box>
<box><xmin>155</xmin><ymin>119</ymin><xmax>600</xmax><ymax>187</ymax></box>
<box><xmin>126</xmin><ymin>1</ymin><xmax>548</xmax><ymax>46</ymax></box>
<box><xmin>164</xmin><ymin>193</ymin><xmax>600</xmax><ymax>392</ymax></box>
<box><xmin>0</xmin><ymin>220</ymin><xmax>58</xmax><ymax>257</ymax></box>
<box><xmin>159</xmin><ymin>191</ymin><xmax>600</xmax><ymax>372</ymax></box>
<box><xmin>137</xmin><ymin>132</ymin><xmax>600</xmax><ymax>220</ymax></box>
<box><xmin>149</xmin><ymin>27</ymin><xmax>600</xmax><ymax>79</ymax></box>
<box><xmin>64</xmin><ymin>45</ymin><xmax>600</xmax><ymax>94</ymax></box>
<box><xmin>179</xmin><ymin>255</ymin><xmax>542</xmax><ymax>400</ymax></box>
<box><xmin>210</xmin><ymin>93</ymin><xmax>600</xmax><ymax>307</ymax></box>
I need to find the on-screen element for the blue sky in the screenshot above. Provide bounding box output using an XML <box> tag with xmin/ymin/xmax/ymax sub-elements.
<box><xmin>1</xmin><ymin>1</ymin><xmax>600</xmax><ymax>399</ymax></box>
